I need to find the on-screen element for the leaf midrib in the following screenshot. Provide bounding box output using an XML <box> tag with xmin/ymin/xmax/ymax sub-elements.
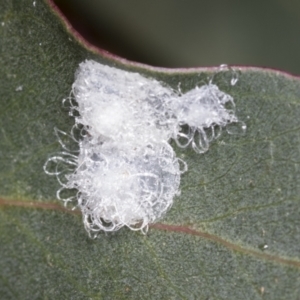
<box><xmin>1</xmin><ymin>197</ymin><xmax>299</xmax><ymax>269</ymax></box>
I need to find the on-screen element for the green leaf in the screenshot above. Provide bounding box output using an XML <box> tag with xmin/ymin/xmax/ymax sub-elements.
<box><xmin>1</xmin><ymin>1</ymin><xmax>300</xmax><ymax>299</ymax></box>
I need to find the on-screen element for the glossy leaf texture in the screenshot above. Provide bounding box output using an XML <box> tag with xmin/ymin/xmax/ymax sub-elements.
<box><xmin>1</xmin><ymin>1</ymin><xmax>300</xmax><ymax>299</ymax></box>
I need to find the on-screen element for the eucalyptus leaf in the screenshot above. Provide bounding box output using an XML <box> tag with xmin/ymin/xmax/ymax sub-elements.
<box><xmin>1</xmin><ymin>1</ymin><xmax>300</xmax><ymax>299</ymax></box>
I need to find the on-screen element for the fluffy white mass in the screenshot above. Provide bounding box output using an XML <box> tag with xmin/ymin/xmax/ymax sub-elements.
<box><xmin>72</xmin><ymin>60</ymin><xmax>175</xmax><ymax>147</ymax></box>
<box><xmin>44</xmin><ymin>60</ymin><xmax>240</xmax><ymax>236</ymax></box>
<box><xmin>68</xmin><ymin>141</ymin><xmax>181</xmax><ymax>233</ymax></box>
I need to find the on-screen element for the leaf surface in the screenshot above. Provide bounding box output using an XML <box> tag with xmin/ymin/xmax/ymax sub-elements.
<box><xmin>1</xmin><ymin>1</ymin><xmax>300</xmax><ymax>299</ymax></box>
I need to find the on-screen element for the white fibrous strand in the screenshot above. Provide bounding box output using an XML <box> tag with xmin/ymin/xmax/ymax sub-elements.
<box><xmin>44</xmin><ymin>60</ymin><xmax>242</xmax><ymax>236</ymax></box>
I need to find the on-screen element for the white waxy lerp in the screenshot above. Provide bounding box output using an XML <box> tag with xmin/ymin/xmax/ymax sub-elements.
<box><xmin>44</xmin><ymin>60</ymin><xmax>240</xmax><ymax>236</ymax></box>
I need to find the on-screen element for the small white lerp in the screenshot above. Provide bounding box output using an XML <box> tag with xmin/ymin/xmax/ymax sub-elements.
<box><xmin>44</xmin><ymin>60</ymin><xmax>241</xmax><ymax>236</ymax></box>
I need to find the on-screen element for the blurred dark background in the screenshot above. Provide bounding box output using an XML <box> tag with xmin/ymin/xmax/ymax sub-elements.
<box><xmin>55</xmin><ymin>0</ymin><xmax>300</xmax><ymax>75</ymax></box>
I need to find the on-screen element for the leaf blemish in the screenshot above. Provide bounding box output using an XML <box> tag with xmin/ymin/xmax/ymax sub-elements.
<box><xmin>44</xmin><ymin>60</ymin><xmax>243</xmax><ymax>237</ymax></box>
